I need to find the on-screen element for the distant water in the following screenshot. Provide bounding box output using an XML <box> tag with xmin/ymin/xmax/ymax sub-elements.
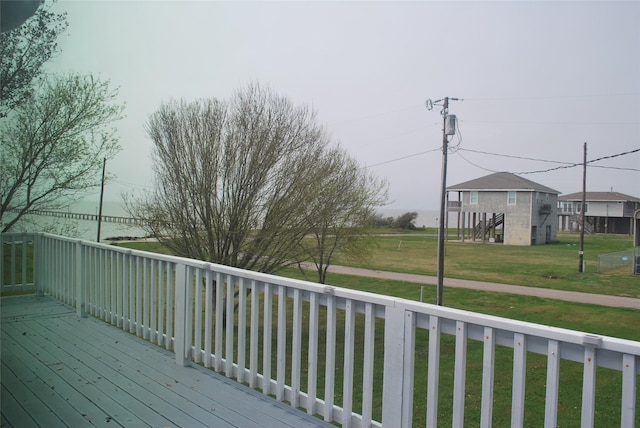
<box><xmin>5</xmin><ymin>201</ymin><xmax>452</xmax><ymax>242</ymax></box>
<box><xmin>4</xmin><ymin>200</ymin><xmax>146</xmax><ymax>242</ymax></box>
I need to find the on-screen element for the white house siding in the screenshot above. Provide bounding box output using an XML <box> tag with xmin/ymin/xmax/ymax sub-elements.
<box><xmin>585</xmin><ymin>201</ymin><xmax>624</xmax><ymax>217</ymax></box>
<box><xmin>504</xmin><ymin>192</ymin><xmax>533</xmax><ymax>246</ymax></box>
<box><xmin>458</xmin><ymin>190</ymin><xmax>558</xmax><ymax>246</ymax></box>
<box><xmin>531</xmin><ymin>192</ymin><xmax>559</xmax><ymax>245</ymax></box>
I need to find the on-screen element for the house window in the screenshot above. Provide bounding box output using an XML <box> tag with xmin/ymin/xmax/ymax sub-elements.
<box><xmin>470</xmin><ymin>191</ymin><xmax>478</xmax><ymax>204</ymax></box>
<box><xmin>576</xmin><ymin>202</ymin><xmax>588</xmax><ymax>213</ymax></box>
<box><xmin>507</xmin><ymin>191</ymin><xmax>516</xmax><ymax>205</ymax></box>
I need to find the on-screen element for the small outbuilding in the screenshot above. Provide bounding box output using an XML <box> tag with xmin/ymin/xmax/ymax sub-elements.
<box><xmin>447</xmin><ymin>172</ymin><xmax>560</xmax><ymax>246</ymax></box>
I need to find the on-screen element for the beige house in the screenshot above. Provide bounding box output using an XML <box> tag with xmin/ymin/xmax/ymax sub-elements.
<box><xmin>447</xmin><ymin>172</ymin><xmax>560</xmax><ymax>246</ymax></box>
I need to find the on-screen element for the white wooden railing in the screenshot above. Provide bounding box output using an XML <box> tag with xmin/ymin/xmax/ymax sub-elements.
<box><xmin>1</xmin><ymin>232</ymin><xmax>639</xmax><ymax>427</ymax></box>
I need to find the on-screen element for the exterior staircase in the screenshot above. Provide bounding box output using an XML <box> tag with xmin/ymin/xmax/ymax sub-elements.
<box><xmin>474</xmin><ymin>213</ymin><xmax>504</xmax><ymax>239</ymax></box>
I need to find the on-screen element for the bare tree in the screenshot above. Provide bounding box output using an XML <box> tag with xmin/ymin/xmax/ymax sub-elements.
<box><xmin>130</xmin><ymin>83</ymin><xmax>387</xmax><ymax>277</ymax></box>
<box><xmin>298</xmin><ymin>147</ymin><xmax>388</xmax><ymax>283</ymax></box>
<box><xmin>0</xmin><ymin>74</ymin><xmax>124</xmax><ymax>232</ymax></box>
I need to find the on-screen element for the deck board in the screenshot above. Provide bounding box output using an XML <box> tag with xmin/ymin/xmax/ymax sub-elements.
<box><xmin>1</xmin><ymin>295</ymin><xmax>331</xmax><ymax>428</ymax></box>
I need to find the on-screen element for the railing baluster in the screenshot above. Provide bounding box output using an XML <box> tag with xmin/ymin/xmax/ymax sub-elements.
<box><xmin>480</xmin><ymin>326</ymin><xmax>495</xmax><ymax>428</ymax></box>
<box><xmin>307</xmin><ymin>291</ymin><xmax>319</xmax><ymax>416</ymax></box>
<box><xmin>117</xmin><ymin>251</ymin><xmax>123</xmax><ymax>327</ymax></box>
<box><xmin>110</xmin><ymin>250</ymin><xmax>116</xmax><ymax>324</ymax></box>
<box><xmin>151</xmin><ymin>259</ymin><xmax>158</xmax><ymax>343</ymax></box>
<box><xmin>136</xmin><ymin>255</ymin><xmax>143</xmax><ymax>337</ymax></box>
<box><xmin>263</xmin><ymin>282</ymin><xmax>273</xmax><ymax>395</ymax></box>
<box><xmin>184</xmin><ymin>266</ymin><xmax>194</xmax><ymax>360</ymax></box>
<box><xmin>324</xmin><ymin>294</ymin><xmax>336</xmax><ymax>422</ymax></box>
<box><xmin>193</xmin><ymin>267</ymin><xmax>203</xmax><ymax>363</ymax></box>
<box><xmin>174</xmin><ymin>262</ymin><xmax>189</xmax><ymax>366</ymax></box>
<box><xmin>249</xmin><ymin>279</ymin><xmax>259</xmax><ymax>389</ymax></box>
<box><xmin>214</xmin><ymin>271</ymin><xmax>224</xmax><ymax>371</ymax></box>
<box><xmin>511</xmin><ymin>332</ymin><xmax>527</xmax><ymax>427</ymax></box>
<box><xmin>165</xmin><ymin>263</ymin><xmax>174</xmax><ymax>350</ymax></box>
<box><xmin>127</xmin><ymin>251</ymin><xmax>134</xmax><ymax>332</ymax></box>
<box><xmin>157</xmin><ymin>260</ymin><xmax>165</xmax><ymax>346</ymax></box>
<box><xmin>544</xmin><ymin>340</ymin><xmax>560</xmax><ymax>428</ymax></box>
<box><xmin>237</xmin><ymin>277</ymin><xmax>247</xmax><ymax>384</ymax></box>
<box><xmin>361</xmin><ymin>302</ymin><xmax>375</xmax><ymax>426</ymax></box>
<box><xmin>453</xmin><ymin>321</ymin><xmax>468</xmax><ymax>427</ymax></box>
<box><xmin>204</xmin><ymin>268</ymin><xmax>213</xmax><ymax>368</ymax></box>
<box><xmin>290</xmin><ymin>288</ymin><xmax>302</xmax><ymax>408</ymax></box>
<box><xmin>144</xmin><ymin>258</ymin><xmax>151</xmax><ymax>339</ymax></box>
<box><xmin>276</xmin><ymin>284</ymin><xmax>286</xmax><ymax>401</ymax></box>
<box><xmin>621</xmin><ymin>353</ymin><xmax>636</xmax><ymax>427</ymax></box>
<box><xmin>225</xmin><ymin>274</ymin><xmax>235</xmax><ymax>377</ymax></box>
<box><xmin>21</xmin><ymin>238</ymin><xmax>27</xmax><ymax>289</ymax></box>
<box><xmin>10</xmin><ymin>235</ymin><xmax>16</xmax><ymax>290</ymax></box>
<box><xmin>99</xmin><ymin>247</ymin><xmax>106</xmax><ymax>319</ymax></box>
<box><xmin>426</xmin><ymin>315</ymin><xmax>441</xmax><ymax>428</ymax></box>
<box><xmin>342</xmin><ymin>298</ymin><xmax>355</xmax><ymax>428</ymax></box>
<box><xmin>581</xmin><ymin>346</ymin><xmax>597</xmax><ymax>428</ymax></box>
<box><xmin>75</xmin><ymin>241</ymin><xmax>86</xmax><ymax>318</ymax></box>
<box><xmin>402</xmin><ymin>310</ymin><xmax>416</xmax><ymax>426</ymax></box>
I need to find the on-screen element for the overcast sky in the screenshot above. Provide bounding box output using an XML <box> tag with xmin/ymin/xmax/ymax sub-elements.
<box><xmin>47</xmin><ymin>0</ymin><xmax>639</xmax><ymax>211</ymax></box>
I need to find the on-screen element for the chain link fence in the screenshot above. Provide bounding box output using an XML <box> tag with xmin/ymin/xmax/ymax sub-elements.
<box><xmin>597</xmin><ymin>248</ymin><xmax>640</xmax><ymax>274</ymax></box>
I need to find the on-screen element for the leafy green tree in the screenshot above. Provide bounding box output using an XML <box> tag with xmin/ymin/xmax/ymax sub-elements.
<box><xmin>0</xmin><ymin>74</ymin><xmax>124</xmax><ymax>232</ymax></box>
<box><xmin>393</xmin><ymin>211</ymin><xmax>418</xmax><ymax>230</ymax></box>
<box><xmin>0</xmin><ymin>2</ymin><xmax>68</xmax><ymax>116</ymax></box>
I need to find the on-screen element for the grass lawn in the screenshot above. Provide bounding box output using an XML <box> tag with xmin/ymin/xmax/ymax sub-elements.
<box><xmin>332</xmin><ymin>231</ymin><xmax>640</xmax><ymax>298</ymax></box>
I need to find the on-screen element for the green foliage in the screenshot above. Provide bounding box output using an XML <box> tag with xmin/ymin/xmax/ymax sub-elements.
<box><xmin>1</xmin><ymin>74</ymin><xmax>124</xmax><ymax>232</ymax></box>
<box><xmin>392</xmin><ymin>211</ymin><xmax>418</xmax><ymax>230</ymax></box>
<box><xmin>331</xmin><ymin>231</ymin><xmax>640</xmax><ymax>297</ymax></box>
<box><xmin>0</xmin><ymin>2</ymin><xmax>68</xmax><ymax>116</ymax></box>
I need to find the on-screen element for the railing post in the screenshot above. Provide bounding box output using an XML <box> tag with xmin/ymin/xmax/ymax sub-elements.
<box><xmin>75</xmin><ymin>240</ymin><xmax>87</xmax><ymax>318</ymax></box>
<box><xmin>382</xmin><ymin>305</ymin><xmax>414</xmax><ymax>428</ymax></box>
<box><xmin>174</xmin><ymin>263</ymin><xmax>190</xmax><ymax>366</ymax></box>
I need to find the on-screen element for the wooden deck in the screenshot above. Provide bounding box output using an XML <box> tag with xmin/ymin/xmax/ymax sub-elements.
<box><xmin>1</xmin><ymin>295</ymin><xmax>332</xmax><ymax>428</ymax></box>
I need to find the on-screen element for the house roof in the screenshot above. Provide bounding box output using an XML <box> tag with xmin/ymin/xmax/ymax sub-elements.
<box><xmin>558</xmin><ymin>191</ymin><xmax>640</xmax><ymax>202</ymax></box>
<box><xmin>447</xmin><ymin>172</ymin><xmax>560</xmax><ymax>194</ymax></box>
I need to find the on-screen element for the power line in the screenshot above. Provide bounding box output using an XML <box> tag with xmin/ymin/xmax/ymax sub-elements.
<box><xmin>455</xmin><ymin>151</ymin><xmax>501</xmax><ymax>173</ymax></box>
<box><xmin>458</xmin><ymin>148</ymin><xmax>574</xmax><ymax>165</ymax></box>
<box><xmin>463</xmin><ymin>92</ymin><xmax>640</xmax><ymax>102</ymax></box>
<box><xmin>457</xmin><ymin>147</ymin><xmax>640</xmax><ymax>175</ymax></box>
<box><xmin>363</xmin><ymin>147</ymin><xmax>440</xmax><ymax>169</ymax></box>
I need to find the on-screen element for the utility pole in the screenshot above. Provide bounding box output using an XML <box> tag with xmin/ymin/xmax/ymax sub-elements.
<box><xmin>579</xmin><ymin>143</ymin><xmax>587</xmax><ymax>272</ymax></box>
<box><xmin>427</xmin><ymin>97</ymin><xmax>460</xmax><ymax>305</ymax></box>
<box><xmin>97</xmin><ymin>158</ymin><xmax>106</xmax><ymax>242</ymax></box>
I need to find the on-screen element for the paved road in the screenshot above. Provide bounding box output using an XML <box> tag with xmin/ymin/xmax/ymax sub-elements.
<box><xmin>324</xmin><ymin>265</ymin><xmax>640</xmax><ymax>310</ymax></box>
